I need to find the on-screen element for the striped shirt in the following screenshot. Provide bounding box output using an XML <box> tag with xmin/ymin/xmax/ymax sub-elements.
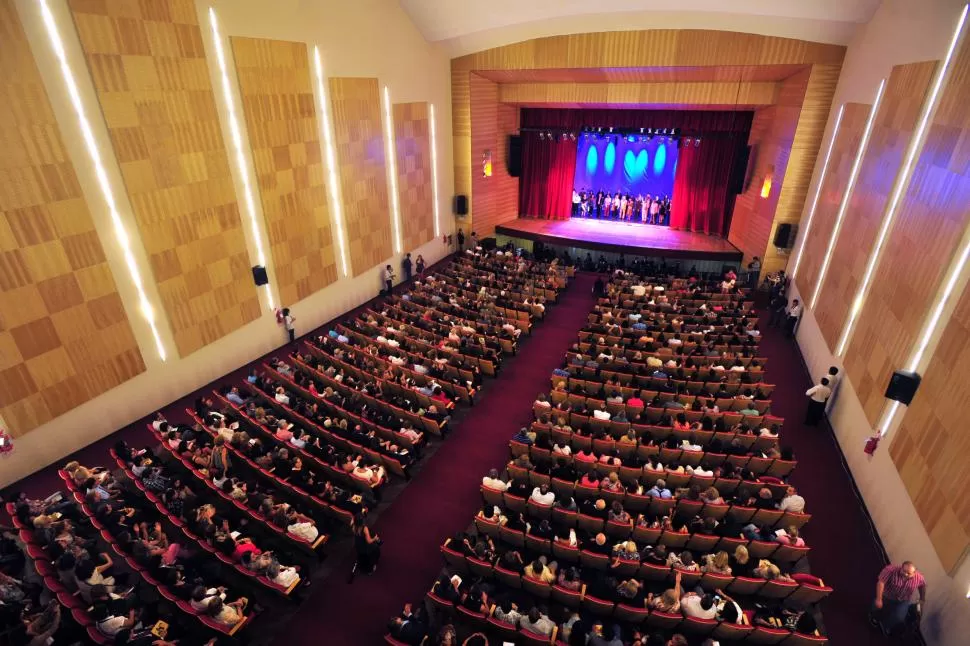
<box><xmin>878</xmin><ymin>565</ymin><xmax>926</xmax><ymax>601</ymax></box>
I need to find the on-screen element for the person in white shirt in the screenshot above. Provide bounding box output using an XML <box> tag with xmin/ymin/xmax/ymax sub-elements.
<box><xmin>778</xmin><ymin>486</ymin><xmax>806</xmax><ymax>513</ymax></box>
<box><xmin>382</xmin><ymin>264</ymin><xmax>395</xmax><ymax>296</ymax></box>
<box><xmin>786</xmin><ymin>299</ymin><xmax>802</xmax><ymax>337</ymax></box>
<box><xmin>482</xmin><ymin>469</ymin><xmax>509</xmax><ymax>491</ymax></box>
<box><xmin>282</xmin><ymin>308</ymin><xmax>296</xmax><ymax>343</ymax></box>
<box><xmin>592</xmin><ymin>406</ymin><xmax>611</xmax><ymax>421</ymax></box>
<box><xmin>530</xmin><ymin>485</ymin><xmax>555</xmax><ymax>506</ymax></box>
<box><xmin>824</xmin><ymin>365</ymin><xmax>841</xmax><ymax>410</ymax></box>
<box><xmin>681</xmin><ymin>592</ymin><xmax>718</xmax><ymax>619</ymax></box>
<box><xmin>631</xmin><ymin>284</ymin><xmax>647</xmax><ymax>297</ymax></box>
<box><xmin>805</xmin><ymin>378</ymin><xmax>832</xmax><ymax>426</ymax></box>
<box><xmin>274</xmin><ymin>387</ymin><xmax>290</xmax><ymax>405</ymax></box>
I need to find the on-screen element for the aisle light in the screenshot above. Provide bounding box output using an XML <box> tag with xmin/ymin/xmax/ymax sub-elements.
<box><xmin>39</xmin><ymin>0</ymin><xmax>167</xmax><ymax>361</ymax></box>
<box><xmin>383</xmin><ymin>86</ymin><xmax>404</xmax><ymax>254</ymax></box>
<box><xmin>429</xmin><ymin>104</ymin><xmax>442</xmax><ymax>237</ymax></box>
<box><xmin>809</xmin><ymin>79</ymin><xmax>886</xmax><ymax>311</ymax></box>
<box><xmin>313</xmin><ymin>46</ymin><xmax>351</xmax><ymax>277</ymax></box>
<box><xmin>208</xmin><ymin>7</ymin><xmax>274</xmax><ymax>311</ymax></box>
<box><xmin>789</xmin><ymin>104</ymin><xmax>845</xmax><ymax>281</ymax></box>
<box><xmin>836</xmin><ymin>3</ymin><xmax>970</xmax><ymax>359</ymax></box>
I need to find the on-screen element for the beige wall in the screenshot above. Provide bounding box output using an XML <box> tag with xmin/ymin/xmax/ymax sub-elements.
<box><xmin>789</xmin><ymin>1</ymin><xmax>970</xmax><ymax>643</ymax></box>
<box><xmin>2</xmin><ymin>0</ymin><xmax>454</xmax><ymax>487</ymax></box>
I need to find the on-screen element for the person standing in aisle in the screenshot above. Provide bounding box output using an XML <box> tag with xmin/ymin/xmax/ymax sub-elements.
<box><xmin>282</xmin><ymin>308</ymin><xmax>296</xmax><ymax>343</ymax></box>
<box><xmin>457</xmin><ymin>228</ymin><xmax>465</xmax><ymax>252</ymax></box>
<box><xmin>382</xmin><ymin>264</ymin><xmax>395</xmax><ymax>297</ymax></box>
<box><xmin>785</xmin><ymin>299</ymin><xmax>802</xmax><ymax>337</ymax></box>
<box><xmin>804</xmin><ymin>378</ymin><xmax>831</xmax><ymax>426</ymax></box>
<box><xmin>402</xmin><ymin>253</ymin><xmax>413</xmax><ymax>283</ymax></box>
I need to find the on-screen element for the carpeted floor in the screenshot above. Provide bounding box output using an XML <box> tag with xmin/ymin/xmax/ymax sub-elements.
<box><xmin>2</xmin><ymin>269</ymin><xmax>897</xmax><ymax>646</ymax></box>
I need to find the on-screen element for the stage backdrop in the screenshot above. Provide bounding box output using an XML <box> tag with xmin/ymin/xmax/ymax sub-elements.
<box><xmin>574</xmin><ymin>133</ymin><xmax>678</xmax><ymax>199</ymax></box>
<box><xmin>519</xmin><ymin>109</ymin><xmax>752</xmax><ymax>234</ymax></box>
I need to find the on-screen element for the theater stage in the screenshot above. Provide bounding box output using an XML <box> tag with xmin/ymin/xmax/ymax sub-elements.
<box><xmin>495</xmin><ymin>217</ymin><xmax>743</xmax><ymax>262</ymax></box>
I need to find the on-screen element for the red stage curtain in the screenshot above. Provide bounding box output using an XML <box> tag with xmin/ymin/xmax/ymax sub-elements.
<box><xmin>519</xmin><ymin>132</ymin><xmax>577</xmax><ymax>220</ymax></box>
<box><xmin>670</xmin><ymin>136</ymin><xmax>744</xmax><ymax>236</ymax></box>
<box><xmin>519</xmin><ymin>108</ymin><xmax>752</xmax><ymax>232</ymax></box>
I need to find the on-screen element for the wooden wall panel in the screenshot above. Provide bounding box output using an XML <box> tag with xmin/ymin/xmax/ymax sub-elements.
<box><xmin>795</xmin><ymin>102</ymin><xmax>873</xmax><ymax>299</ymax></box>
<box><xmin>845</xmin><ymin>43</ymin><xmax>970</xmax><ymax>425</ymax></box>
<box><xmin>815</xmin><ymin>63</ymin><xmax>937</xmax><ymax>349</ymax></box>
<box><xmin>230</xmin><ymin>37</ymin><xmax>337</xmax><ymax>306</ymax></box>
<box><xmin>453</xmin><ymin>30</ymin><xmax>845</xmax><ymax>72</ymax></box>
<box><xmin>0</xmin><ymin>0</ymin><xmax>145</xmax><ymax>436</ymax></box>
<box><xmin>328</xmin><ymin>77</ymin><xmax>391</xmax><ymax>275</ymax></box>
<box><xmin>452</xmin><ymin>69</ymin><xmax>472</xmax><ymax>234</ymax></box>
<box><xmin>69</xmin><ymin>0</ymin><xmax>260</xmax><ymax>357</ymax></box>
<box><xmin>469</xmin><ymin>74</ymin><xmax>520</xmax><ymax>237</ymax></box>
<box><xmin>890</xmin><ymin>281</ymin><xmax>970</xmax><ymax>573</ymax></box>
<box><xmin>498</xmin><ymin>81</ymin><xmax>778</xmax><ymax>107</ymax></box>
<box><xmin>392</xmin><ymin>102</ymin><xmax>435</xmax><ymax>251</ymax></box>
<box><xmin>728</xmin><ymin>69</ymin><xmax>809</xmax><ymax>270</ymax></box>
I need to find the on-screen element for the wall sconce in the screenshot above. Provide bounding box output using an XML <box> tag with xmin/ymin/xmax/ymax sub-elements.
<box><xmin>482</xmin><ymin>150</ymin><xmax>493</xmax><ymax>177</ymax></box>
<box><xmin>761</xmin><ymin>165</ymin><xmax>775</xmax><ymax>199</ymax></box>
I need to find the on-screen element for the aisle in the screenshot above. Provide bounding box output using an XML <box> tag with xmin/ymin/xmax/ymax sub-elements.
<box><xmin>273</xmin><ymin>273</ymin><xmax>597</xmax><ymax>645</ymax></box>
<box><xmin>755</xmin><ymin>311</ymin><xmax>891</xmax><ymax>646</ymax></box>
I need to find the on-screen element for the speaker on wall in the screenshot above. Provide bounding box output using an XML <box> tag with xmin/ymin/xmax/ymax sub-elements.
<box><xmin>885</xmin><ymin>370</ymin><xmax>921</xmax><ymax>405</ymax></box>
<box><xmin>252</xmin><ymin>265</ymin><xmax>268</xmax><ymax>286</ymax></box>
<box><xmin>454</xmin><ymin>194</ymin><xmax>468</xmax><ymax>216</ymax></box>
<box><xmin>773</xmin><ymin>223</ymin><xmax>793</xmax><ymax>248</ymax></box>
<box><xmin>728</xmin><ymin>144</ymin><xmax>751</xmax><ymax>195</ymax></box>
<box><xmin>507</xmin><ymin>135</ymin><xmax>522</xmax><ymax>177</ymax></box>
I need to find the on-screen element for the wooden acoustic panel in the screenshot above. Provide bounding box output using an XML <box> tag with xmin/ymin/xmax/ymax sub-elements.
<box><xmin>469</xmin><ymin>74</ymin><xmax>521</xmax><ymax>237</ymax></box>
<box><xmin>69</xmin><ymin>0</ymin><xmax>260</xmax><ymax>357</ymax></box>
<box><xmin>231</xmin><ymin>36</ymin><xmax>338</xmax><ymax>306</ymax></box>
<box><xmin>844</xmin><ymin>47</ymin><xmax>970</xmax><ymax>425</ymax></box>
<box><xmin>816</xmin><ymin>62</ymin><xmax>937</xmax><ymax>349</ymax></box>
<box><xmin>329</xmin><ymin>77</ymin><xmax>391</xmax><ymax>275</ymax></box>
<box><xmin>477</xmin><ymin>65</ymin><xmax>808</xmax><ymax>83</ymax></box>
<box><xmin>498</xmin><ymin>81</ymin><xmax>779</xmax><ymax>107</ymax></box>
<box><xmin>0</xmin><ymin>0</ymin><xmax>145</xmax><ymax>436</ymax></box>
<box><xmin>392</xmin><ymin>102</ymin><xmax>435</xmax><ymax>251</ymax></box>
<box><xmin>890</xmin><ymin>282</ymin><xmax>970</xmax><ymax>573</ymax></box>
<box><xmin>794</xmin><ymin>102</ymin><xmax>873</xmax><ymax>299</ymax></box>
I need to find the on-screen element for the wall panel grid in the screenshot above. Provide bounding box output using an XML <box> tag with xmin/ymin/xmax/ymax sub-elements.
<box><xmin>815</xmin><ymin>62</ymin><xmax>938</xmax><ymax>350</ymax></box>
<box><xmin>68</xmin><ymin>0</ymin><xmax>260</xmax><ymax>357</ymax></box>
<box><xmin>391</xmin><ymin>102</ymin><xmax>435</xmax><ymax>251</ymax></box>
<box><xmin>844</xmin><ymin>41</ymin><xmax>970</xmax><ymax>426</ymax></box>
<box><xmin>230</xmin><ymin>36</ymin><xmax>338</xmax><ymax>306</ymax></box>
<box><xmin>497</xmin><ymin>81</ymin><xmax>779</xmax><ymax>107</ymax></box>
<box><xmin>328</xmin><ymin>77</ymin><xmax>392</xmax><ymax>276</ymax></box>
<box><xmin>0</xmin><ymin>0</ymin><xmax>145</xmax><ymax>436</ymax></box>
<box><xmin>794</xmin><ymin>102</ymin><xmax>875</xmax><ymax>299</ymax></box>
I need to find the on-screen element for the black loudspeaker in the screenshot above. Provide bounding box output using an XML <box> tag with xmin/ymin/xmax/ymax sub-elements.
<box><xmin>507</xmin><ymin>135</ymin><xmax>522</xmax><ymax>177</ymax></box>
<box><xmin>885</xmin><ymin>370</ymin><xmax>921</xmax><ymax>405</ymax></box>
<box><xmin>728</xmin><ymin>144</ymin><xmax>751</xmax><ymax>194</ymax></box>
<box><xmin>773</xmin><ymin>223</ymin><xmax>793</xmax><ymax>248</ymax></box>
<box><xmin>454</xmin><ymin>194</ymin><xmax>468</xmax><ymax>216</ymax></box>
<box><xmin>252</xmin><ymin>265</ymin><xmax>268</xmax><ymax>286</ymax></box>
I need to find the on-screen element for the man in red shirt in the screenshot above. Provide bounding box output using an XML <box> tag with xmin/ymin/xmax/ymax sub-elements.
<box><xmin>872</xmin><ymin>561</ymin><xmax>926</xmax><ymax>633</ymax></box>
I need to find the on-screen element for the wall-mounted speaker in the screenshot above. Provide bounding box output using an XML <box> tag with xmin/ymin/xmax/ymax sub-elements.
<box><xmin>454</xmin><ymin>194</ymin><xmax>468</xmax><ymax>216</ymax></box>
<box><xmin>728</xmin><ymin>144</ymin><xmax>751</xmax><ymax>194</ymax></box>
<box><xmin>252</xmin><ymin>265</ymin><xmax>268</xmax><ymax>286</ymax></box>
<box><xmin>507</xmin><ymin>135</ymin><xmax>523</xmax><ymax>177</ymax></box>
<box><xmin>885</xmin><ymin>370</ymin><xmax>921</xmax><ymax>405</ymax></box>
<box><xmin>773</xmin><ymin>223</ymin><xmax>793</xmax><ymax>248</ymax></box>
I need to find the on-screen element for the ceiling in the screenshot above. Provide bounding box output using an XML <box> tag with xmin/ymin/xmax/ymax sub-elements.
<box><xmin>473</xmin><ymin>65</ymin><xmax>809</xmax><ymax>84</ymax></box>
<box><xmin>399</xmin><ymin>0</ymin><xmax>880</xmax><ymax>54</ymax></box>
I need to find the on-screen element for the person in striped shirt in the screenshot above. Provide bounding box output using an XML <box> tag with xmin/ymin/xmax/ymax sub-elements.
<box><xmin>872</xmin><ymin>561</ymin><xmax>926</xmax><ymax>633</ymax></box>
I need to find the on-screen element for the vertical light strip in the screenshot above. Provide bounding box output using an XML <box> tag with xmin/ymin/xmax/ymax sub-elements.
<box><xmin>382</xmin><ymin>85</ymin><xmax>404</xmax><ymax>254</ymax></box>
<box><xmin>809</xmin><ymin>79</ymin><xmax>886</xmax><ymax>310</ymax></box>
<box><xmin>312</xmin><ymin>47</ymin><xmax>350</xmax><ymax>277</ymax></box>
<box><xmin>39</xmin><ymin>0</ymin><xmax>167</xmax><ymax>361</ymax></box>
<box><xmin>836</xmin><ymin>4</ymin><xmax>969</xmax><ymax>359</ymax></box>
<box><xmin>429</xmin><ymin>103</ymin><xmax>442</xmax><ymax>237</ymax></box>
<box><xmin>207</xmin><ymin>7</ymin><xmax>274</xmax><ymax>311</ymax></box>
<box><xmin>789</xmin><ymin>104</ymin><xmax>845</xmax><ymax>281</ymax></box>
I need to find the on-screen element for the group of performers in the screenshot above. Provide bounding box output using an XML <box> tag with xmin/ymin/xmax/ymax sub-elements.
<box><xmin>571</xmin><ymin>189</ymin><xmax>671</xmax><ymax>225</ymax></box>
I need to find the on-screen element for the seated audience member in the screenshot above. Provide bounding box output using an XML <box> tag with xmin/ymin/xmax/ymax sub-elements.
<box><xmin>520</xmin><ymin>606</ymin><xmax>556</xmax><ymax>636</ymax></box>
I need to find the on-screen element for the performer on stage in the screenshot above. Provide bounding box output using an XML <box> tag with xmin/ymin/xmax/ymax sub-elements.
<box><xmin>619</xmin><ymin>194</ymin><xmax>628</xmax><ymax>221</ymax></box>
<box><xmin>571</xmin><ymin>189</ymin><xmax>580</xmax><ymax>217</ymax></box>
<box><xmin>595</xmin><ymin>190</ymin><xmax>604</xmax><ymax>218</ymax></box>
<box><xmin>580</xmin><ymin>190</ymin><xmax>590</xmax><ymax>217</ymax></box>
<box><xmin>650</xmin><ymin>196</ymin><xmax>661</xmax><ymax>224</ymax></box>
<box><xmin>640</xmin><ymin>195</ymin><xmax>648</xmax><ymax>223</ymax></box>
<box><xmin>602</xmin><ymin>193</ymin><xmax>612</xmax><ymax>220</ymax></box>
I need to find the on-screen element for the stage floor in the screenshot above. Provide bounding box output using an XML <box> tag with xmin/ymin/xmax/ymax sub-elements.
<box><xmin>495</xmin><ymin>217</ymin><xmax>742</xmax><ymax>262</ymax></box>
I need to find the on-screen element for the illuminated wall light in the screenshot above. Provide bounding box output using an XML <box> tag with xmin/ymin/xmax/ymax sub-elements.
<box><xmin>429</xmin><ymin>104</ymin><xmax>442</xmax><ymax>237</ymax></box>
<box><xmin>39</xmin><ymin>0</ymin><xmax>167</xmax><ymax>361</ymax></box>
<box><xmin>790</xmin><ymin>104</ymin><xmax>845</xmax><ymax>280</ymax></box>
<box><xmin>760</xmin><ymin>169</ymin><xmax>773</xmax><ymax>198</ymax></box>
<box><xmin>809</xmin><ymin>79</ymin><xmax>887</xmax><ymax>311</ymax></box>
<box><xmin>312</xmin><ymin>47</ymin><xmax>350</xmax><ymax>277</ymax></box>
<box><xmin>836</xmin><ymin>4</ymin><xmax>969</xmax><ymax>359</ymax></box>
<box><xmin>382</xmin><ymin>85</ymin><xmax>404</xmax><ymax>254</ymax></box>
<box><xmin>207</xmin><ymin>7</ymin><xmax>274</xmax><ymax>311</ymax></box>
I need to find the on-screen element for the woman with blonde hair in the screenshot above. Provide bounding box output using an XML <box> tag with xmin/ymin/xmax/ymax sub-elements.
<box><xmin>730</xmin><ymin>544</ymin><xmax>754</xmax><ymax>577</ymax></box>
<box><xmin>702</xmin><ymin>550</ymin><xmax>732</xmax><ymax>575</ymax></box>
<box><xmin>647</xmin><ymin>570</ymin><xmax>683</xmax><ymax>612</ymax></box>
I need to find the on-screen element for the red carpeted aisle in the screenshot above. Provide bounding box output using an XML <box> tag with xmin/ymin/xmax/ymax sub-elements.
<box><xmin>272</xmin><ymin>272</ymin><xmax>598</xmax><ymax>645</ymax></box>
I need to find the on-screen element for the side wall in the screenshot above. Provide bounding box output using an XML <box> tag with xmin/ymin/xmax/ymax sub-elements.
<box><xmin>2</xmin><ymin>0</ymin><xmax>454</xmax><ymax>486</ymax></box>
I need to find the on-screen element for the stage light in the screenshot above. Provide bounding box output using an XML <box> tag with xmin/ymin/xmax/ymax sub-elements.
<box><xmin>789</xmin><ymin>104</ymin><xmax>845</xmax><ymax>282</ymax></box>
<box><xmin>640</xmin><ymin>127</ymin><xmax>645</xmax><ymax>134</ymax></box>
<box><xmin>836</xmin><ymin>4</ymin><xmax>968</xmax><ymax>360</ymax></box>
<box><xmin>684</xmin><ymin>138</ymin><xmax>692</xmax><ymax>146</ymax></box>
<box><xmin>381</xmin><ymin>85</ymin><xmax>404</xmax><ymax>254</ymax></box>
<box><xmin>810</xmin><ymin>78</ymin><xmax>887</xmax><ymax>312</ymax></box>
<box><xmin>609</xmin><ymin>127</ymin><xmax>614</xmax><ymax>133</ymax></box>
<box><xmin>695</xmin><ymin>138</ymin><xmax>701</xmax><ymax>147</ymax></box>
<box><xmin>40</xmin><ymin>0</ymin><xmax>168</xmax><ymax>360</ymax></box>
